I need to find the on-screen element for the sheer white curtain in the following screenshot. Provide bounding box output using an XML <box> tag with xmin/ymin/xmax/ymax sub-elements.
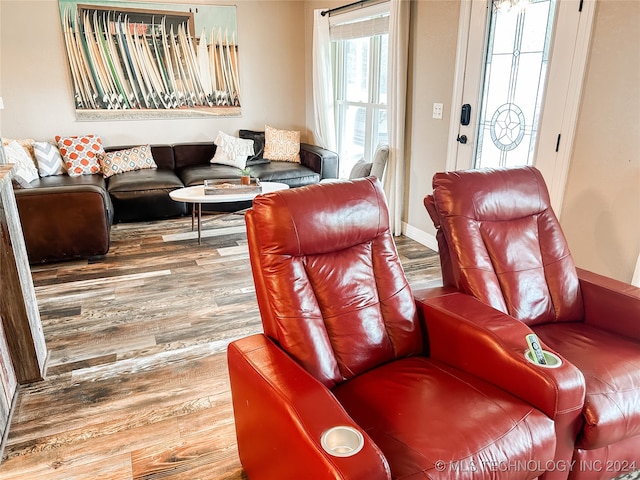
<box><xmin>384</xmin><ymin>0</ymin><xmax>410</xmax><ymax>235</ymax></box>
<box><xmin>312</xmin><ymin>10</ymin><xmax>337</xmax><ymax>151</ymax></box>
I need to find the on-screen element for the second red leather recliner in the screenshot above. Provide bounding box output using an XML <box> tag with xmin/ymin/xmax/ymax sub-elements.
<box><xmin>424</xmin><ymin>166</ymin><xmax>640</xmax><ymax>480</ymax></box>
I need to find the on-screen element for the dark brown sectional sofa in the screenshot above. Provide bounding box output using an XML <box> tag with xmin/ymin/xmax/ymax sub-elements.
<box><xmin>14</xmin><ymin>141</ymin><xmax>338</xmax><ymax>264</ymax></box>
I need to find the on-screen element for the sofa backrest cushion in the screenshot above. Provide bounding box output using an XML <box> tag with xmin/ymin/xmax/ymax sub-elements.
<box><xmin>245</xmin><ymin>178</ymin><xmax>423</xmax><ymax>389</ymax></box>
<box><xmin>431</xmin><ymin>166</ymin><xmax>583</xmax><ymax>326</ymax></box>
<box><xmin>173</xmin><ymin>142</ymin><xmax>217</xmax><ymax>170</ymax></box>
<box><xmin>149</xmin><ymin>145</ymin><xmax>175</xmax><ymax>170</ymax></box>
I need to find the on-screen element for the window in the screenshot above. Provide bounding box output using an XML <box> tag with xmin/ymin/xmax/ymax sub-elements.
<box><xmin>474</xmin><ymin>0</ymin><xmax>557</xmax><ymax>169</ymax></box>
<box><xmin>330</xmin><ymin>8</ymin><xmax>389</xmax><ymax>178</ymax></box>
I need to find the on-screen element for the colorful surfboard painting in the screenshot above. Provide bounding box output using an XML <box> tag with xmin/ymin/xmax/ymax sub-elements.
<box><xmin>58</xmin><ymin>1</ymin><xmax>241</xmax><ymax>119</ymax></box>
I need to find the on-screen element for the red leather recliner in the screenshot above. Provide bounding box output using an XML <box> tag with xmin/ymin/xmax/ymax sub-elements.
<box><xmin>424</xmin><ymin>166</ymin><xmax>640</xmax><ymax>480</ymax></box>
<box><xmin>228</xmin><ymin>177</ymin><xmax>584</xmax><ymax>479</ymax></box>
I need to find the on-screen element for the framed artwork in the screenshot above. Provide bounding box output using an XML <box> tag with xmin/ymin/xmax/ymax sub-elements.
<box><xmin>58</xmin><ymin>1</ymin><xmax>241</xmax><ymax>119</ymax></box>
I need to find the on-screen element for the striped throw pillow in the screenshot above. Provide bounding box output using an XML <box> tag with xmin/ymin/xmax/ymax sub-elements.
<box><xmin>33</xmin><ymin>141</ymin><xmax>66</xmax><ymax>177</ymax></box>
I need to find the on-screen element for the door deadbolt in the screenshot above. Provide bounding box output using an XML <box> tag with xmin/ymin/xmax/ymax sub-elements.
<box><xmin>461</xmin><ymin>104</ymin><xmax>471</xmax><ymax>126</ymax></box>
<box><xmin>457</xmin><ymin>135</ymin><xmax>468</xmax><ymax>144</ymax></box>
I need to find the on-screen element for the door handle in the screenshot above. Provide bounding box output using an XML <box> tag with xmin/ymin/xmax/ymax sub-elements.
<box><xmin>457</xmin><ymin>134</ymin><xmax>468</xmax><ymax>144</ymax></box>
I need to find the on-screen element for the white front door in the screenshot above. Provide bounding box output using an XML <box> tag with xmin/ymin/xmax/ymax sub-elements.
<box><xmin>447</xmin><ymin>0</ymin><xmax>595</xmax><ymax>215</ymax></box>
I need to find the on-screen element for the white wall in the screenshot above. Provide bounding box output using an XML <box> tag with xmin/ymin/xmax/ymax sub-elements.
<box><xmin>0</xmin><ymin>0</ymin><xmax>307</xmax><ymax>146</ymax></box>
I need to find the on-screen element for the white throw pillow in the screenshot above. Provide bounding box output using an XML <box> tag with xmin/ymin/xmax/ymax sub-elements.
<box><xmin>4</xmin><ymin>140</ymin><xmax>39</xmax><ymax>182</ymax></box>
<box><xmin>211</xmin><ymin>131</ymin><xmax>254</xmax><ymax>169</ymax></box>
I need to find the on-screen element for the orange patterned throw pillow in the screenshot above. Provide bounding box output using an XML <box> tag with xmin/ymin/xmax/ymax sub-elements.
<box><xmin>99</xmin><ymin>145</ymin><xmax>157</xmax><ymax>178</ymax></box>
<box><xmin>263</xmin><ymin>125</ymin><xmax>300</xmax><ymax>163</ymax></box>
<box><xmin>55</xmin><ymin>134</ymin><xmax>104</xmax><ymax>176</ymax></box>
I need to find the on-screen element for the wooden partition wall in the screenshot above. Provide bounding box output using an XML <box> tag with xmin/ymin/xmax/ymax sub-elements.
<box><xmin>0</xmin><ymin>165</ymin><xmax>47</xmax><ymax>457</ymax></box>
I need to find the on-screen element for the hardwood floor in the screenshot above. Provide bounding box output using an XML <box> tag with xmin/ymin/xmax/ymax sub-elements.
<box><xmin>0</xmin><ymin>214</ymin><xmax>442</xmax><ymax>479</ymax></box>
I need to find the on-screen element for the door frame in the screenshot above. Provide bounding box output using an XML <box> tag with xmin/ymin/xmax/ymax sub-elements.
<box><xmin>445</xmin><ymin>0</ymin><xmax>596</xmax><ymax>217</ymax></box>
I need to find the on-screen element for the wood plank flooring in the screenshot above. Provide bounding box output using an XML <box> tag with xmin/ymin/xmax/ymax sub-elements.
<box><xmin>0</xmin><ymin>214</ymin><xmax>442</xmax><ymax>479</ymax></box>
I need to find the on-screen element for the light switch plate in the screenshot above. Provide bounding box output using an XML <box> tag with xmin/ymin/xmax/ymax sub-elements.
<box><xmin>432</xmin><ymin>103</ymin><xmax>443</xmax><ymax>119</ymax></box>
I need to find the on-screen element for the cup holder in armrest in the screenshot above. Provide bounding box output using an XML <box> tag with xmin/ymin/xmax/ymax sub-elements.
<box><xmin>524</xmin><ymin>349</ymin><xmax>562</xmax><ymax>368</ymax></box>
<box><xmin>320</xmin><ymin>426</ymin><xmax>364</xmax><ymax>457</ymax></box>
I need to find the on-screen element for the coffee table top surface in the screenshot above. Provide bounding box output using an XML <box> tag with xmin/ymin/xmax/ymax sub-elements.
<box><xmin>170</xmin><ymin>181</ymin><xmax>289</xmax><ymax>203</ymax></box>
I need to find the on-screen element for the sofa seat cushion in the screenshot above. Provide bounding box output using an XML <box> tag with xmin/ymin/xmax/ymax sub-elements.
<box><xmin>249</xmin><ymin>161</ymin><xmax>319</xmax><ymax>187</ymax></box>
<box><xmin>106</xmin><ymin>169</ymin><xmax>186</xmax><ymax>222</ymax></box>
<box><xmin>178</xmin><ymin>164</ymin><xmax>242</xmax><ymax>187</ymax></box>
<box><xmin>106</xmin><ymin>168</ymin><xmax>183</xmax><ymax>192</ymax></box>
<box><xmin>332</xmin><ymin>356</ymin><xmax>555</xmax><ymax>480</ymax></box>
<box><xmin>534</xmin><ymin>322</ymin><xmax>640</xmax><ymax>450</ymax></box>
<box><xmin>30</xmin><ymin>173</ymin><xmax>107</xmax><ymax>190</ymax></box>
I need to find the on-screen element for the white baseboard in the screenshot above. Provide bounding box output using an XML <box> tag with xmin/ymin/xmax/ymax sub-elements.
<box><xmin>402</xmin><ymin>222</ymin><xmax>438</xmax><ymax>252</ymax></box>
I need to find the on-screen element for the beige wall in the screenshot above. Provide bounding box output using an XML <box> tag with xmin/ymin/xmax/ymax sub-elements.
<box><xmin>0</xmin><ymin>0</ymin><xmax>307</xmax><ymax>145</ymax></box>
<box><xmin>1</xmin><ymin>0</ymin><xmax>638</xmax><ymax>282</ymax></box>
<box><xmin>402</xmin><ymin>0</ymin><xmax>639</xmax><ymax>283</ymax></box>
<box><xmin>404</xmin><ymin>0</ymin><xmax>459</xmax><ymax>245</ymax></box>
<box><xmin>561</xmin><ymin>0</ymin><xmax>640</xmax><ymax>282</ymax></box>
<box><xmin>0</xmin><ymin>2</ymin><xmax>3</xmax><ymax>133</ymax></box>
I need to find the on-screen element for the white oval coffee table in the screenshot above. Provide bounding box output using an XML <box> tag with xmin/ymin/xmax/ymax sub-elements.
<box><xmin>170</xmin><ymin>181</ymin><xmax>289</xmax><ymax>244</ymax></box>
